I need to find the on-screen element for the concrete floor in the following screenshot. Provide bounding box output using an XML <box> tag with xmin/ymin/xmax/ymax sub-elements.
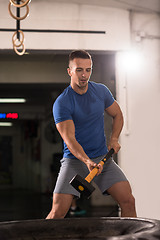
<box><xmin>0</xmin><ymin>188</ymin><xmax>118</xmax><ymax>222</ymax></box>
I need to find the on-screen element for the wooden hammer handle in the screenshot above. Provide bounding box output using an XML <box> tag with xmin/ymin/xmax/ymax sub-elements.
<box><xmin>85</xmin><ymin>148</ymin><xmax>114</xmax><ymax>183</ymax></box>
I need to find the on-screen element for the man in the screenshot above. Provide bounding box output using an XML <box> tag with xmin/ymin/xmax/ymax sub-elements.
<box><xmin>46</xmin><ymin>50</ymin><xmax>137</xmax><ymax>219</ymax></box>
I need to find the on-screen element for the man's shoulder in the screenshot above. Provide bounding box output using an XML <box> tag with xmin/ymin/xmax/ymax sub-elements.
<box><xmin>89</xmin><ymin>81</ymin><xmax>114</xmax><ymax>105</ymax></box>
<box><xmin>89</xmin><ymin>81</ymin><xmax>108</xmax><ymax>92</ymax></box>
<box><xmin>55</xmin><ymin>85</ymin><xmax>71</xmax><ymax>103</ymax></box>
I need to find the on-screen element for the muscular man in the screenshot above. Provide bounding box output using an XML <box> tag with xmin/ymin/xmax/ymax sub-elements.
<box><xmin>46</xmin><ymin>50</ymin><xmax>137</xmax><ymax>219</ymax></box>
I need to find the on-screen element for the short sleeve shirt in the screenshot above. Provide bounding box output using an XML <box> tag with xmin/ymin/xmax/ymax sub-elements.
<box><xmin>53</xmin><ymin>81</ymin><xmax>114</xmax><ymax>158</ymax></box>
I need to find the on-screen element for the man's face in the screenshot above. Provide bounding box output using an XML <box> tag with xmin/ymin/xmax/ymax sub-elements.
<box><xmin>68</xmin><ymin>58</ymin><xmax>92</xmax><ymax>91</ymax></box>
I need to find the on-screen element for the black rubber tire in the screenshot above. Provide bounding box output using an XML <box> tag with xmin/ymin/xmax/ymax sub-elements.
<box><xmin>0</xmin><ymin>217</ymin><xmax>160</xmax><ymax>240</ymax></box>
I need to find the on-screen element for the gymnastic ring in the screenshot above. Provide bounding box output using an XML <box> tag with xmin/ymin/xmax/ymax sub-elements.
<box><xmin>12</xmin><ymin>30</ymin><xmax>24</xmax><ymax>47</ymax></box>
<box><xmin>8</xmin><ymin>1</ymin><xmax>29</xmax><ymax>20</ymax></box>
<box><xmin>10</xmin><ymin>0</ymin><xmax>31</xmax><ymax>8</ymax></box>
<box><xmin>13</xmin><ymin>42</ymin><xmax>25</xmax><ymax>56</ymax></box>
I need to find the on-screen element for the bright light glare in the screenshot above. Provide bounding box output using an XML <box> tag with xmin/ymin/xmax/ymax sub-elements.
<box><xmin>0</xmin><ymin>122</ymin><xmax>13</xmax><ymax>127</ymax></box>
<box><xmin>0</xmin><ymin>98</ymin><xmax>26</xmax><ymax>103</ymax></box>
<box><xmin>118</xmin><ymin>51</ymin><xmax>143</xmax><ymax>72</ymax></box>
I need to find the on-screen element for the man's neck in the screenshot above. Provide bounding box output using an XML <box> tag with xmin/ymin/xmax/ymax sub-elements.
<box><xmin>70</xmin><ymin>83</ymin><xmax>88</xmax><ymax>95</ymax></box>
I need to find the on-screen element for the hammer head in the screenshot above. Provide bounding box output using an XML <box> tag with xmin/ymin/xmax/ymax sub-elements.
<box><xmin>70</xmin><ymin>174</ymin><xmax>95</xmax><ymax>199</ymax></box>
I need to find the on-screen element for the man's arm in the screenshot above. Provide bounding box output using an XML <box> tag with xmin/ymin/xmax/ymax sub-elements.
<box><xmin>105</xmin><ymin>101</ymin><xmax>124</xmax><ymax>153</ymax></box>
<box><xmin>56</xmin><ymin>120</ymin><xmax>102</xmax><ymax>174</ymax></box>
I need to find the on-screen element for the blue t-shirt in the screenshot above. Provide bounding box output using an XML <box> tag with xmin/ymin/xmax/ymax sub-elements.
<box><xmin>53</xmin><ymin>81</ymin><xmax>114</xmax><ymax>158</ymax></box>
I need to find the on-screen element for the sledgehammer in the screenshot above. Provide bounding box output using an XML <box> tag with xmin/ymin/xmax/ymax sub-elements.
<box><xmin>70</xmin><ymin>148</ymin><xmax>114</xmax><ymax>198</ymax></box>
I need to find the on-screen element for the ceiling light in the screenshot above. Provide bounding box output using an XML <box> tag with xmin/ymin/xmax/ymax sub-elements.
<box><xmin>117</xmin><ymin>50</ymin><xmax>143</xmax><ymax>73</ymax></box>
<box><xmin>0</xmin><ymin>98</ymin><xmax>26</xmax><ymax>103</ymax></box>
<box><xmin>0</xmin><ymin>122</ymin><xmax>13</xmax><ymax>127</ymax></box>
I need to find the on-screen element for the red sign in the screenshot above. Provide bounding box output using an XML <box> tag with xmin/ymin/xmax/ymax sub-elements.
<box><xmin>6</xmin><ymin>113</ymin><xmax>18</xmax><ymax>119</ymax></box>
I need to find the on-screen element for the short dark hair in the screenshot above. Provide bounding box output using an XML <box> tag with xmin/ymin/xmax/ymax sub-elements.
<box><xmin>69</xmin><ymin>50</ymin><xmax>92</xmax><ymax>64</ymax></box>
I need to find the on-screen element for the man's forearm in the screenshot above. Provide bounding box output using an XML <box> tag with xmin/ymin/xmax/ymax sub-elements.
<box><xmin>56</xmin><ymin>120</ymin><xmax>97</xmax><ymax>172</ymax></box>
<box><xmin>108</xmin><ymin>110</ymin><xmax>124</xmax><ymax>153</ymax></box>
<box><xmin>65</xmin><ymin>136</ymin><xmax>90</xmax><ymax>164</ymax></box>
<box><xmin>110</xmin><ymin>110</ymin><xmax>124</xmax><ymax>140</ymax></box>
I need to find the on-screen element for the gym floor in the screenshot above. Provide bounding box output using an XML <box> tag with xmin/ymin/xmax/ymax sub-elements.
<box><xmin>0</xmin><ymin>188</ymin><xmax>118</xmax><ymax>222</ymax></box>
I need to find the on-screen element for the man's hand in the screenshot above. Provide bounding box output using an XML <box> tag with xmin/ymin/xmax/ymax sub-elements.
<box><xmin>108</xmin><ymin>137</ymin><xmax>121</xmax><ymax>154</ymax></box>
<box><xmin>86</xmin><ymin>159</ymin><xmax>103</xmax><ymax>176</ymax></box>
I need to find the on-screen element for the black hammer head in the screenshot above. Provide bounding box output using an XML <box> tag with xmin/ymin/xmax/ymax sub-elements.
<box><xmin>70</xmin><ymin>174</ymin><xmax>95</xmax><ymax>198</ymax></box>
